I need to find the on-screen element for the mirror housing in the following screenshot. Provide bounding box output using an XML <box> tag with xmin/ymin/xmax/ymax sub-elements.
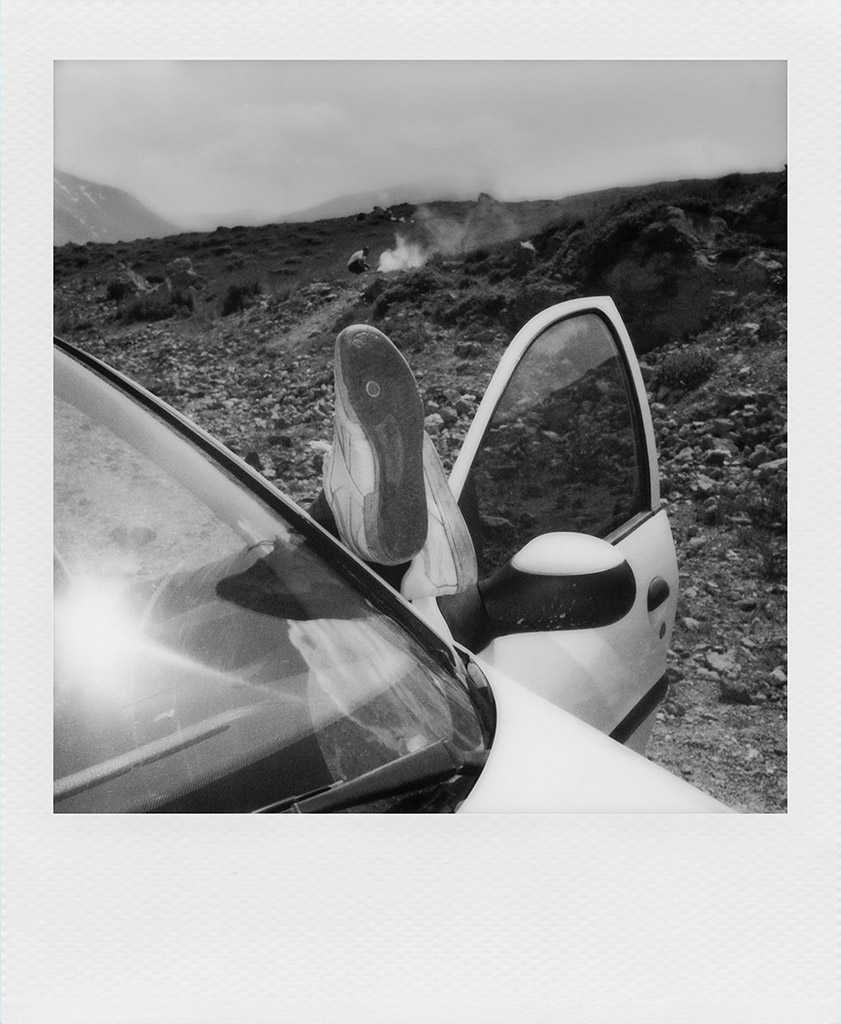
<box><xmin>480</xmin><ymin>533</ymin><xmax>636</xmax><ymax>632</ymax></box>
<box><xmin>439</xmin><ymin>533</ymin><xmax>636</xmax><ymax>650</ymax></box>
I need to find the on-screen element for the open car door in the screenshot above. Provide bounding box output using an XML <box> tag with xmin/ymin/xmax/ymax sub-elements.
<box><xmin>435</xmin><ymin>297</ymin><xmax>678</xmax><ymax>750</ymax></box>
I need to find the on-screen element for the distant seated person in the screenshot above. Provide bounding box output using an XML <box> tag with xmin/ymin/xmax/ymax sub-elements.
<box><xmin>309</xmin><ymin>324</ymin><xmax>477</xmax><ymax>600</ymax></box>
<box><xmin>347</xmin><ymin>247</ymin><xmax>370</xmax><ymax>274</ymax></box>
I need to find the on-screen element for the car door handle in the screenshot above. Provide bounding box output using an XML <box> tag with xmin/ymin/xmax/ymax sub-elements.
<box><xmin>647</xmin><ymin>577</ymin><xmax>671</xmax><ymax>612</ymax></box>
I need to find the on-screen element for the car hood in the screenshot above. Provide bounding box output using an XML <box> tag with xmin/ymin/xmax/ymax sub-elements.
<box><xmin>460</xmin><ymin>661</ymin><xmax>730</xmax><ymax>813</ymax></box>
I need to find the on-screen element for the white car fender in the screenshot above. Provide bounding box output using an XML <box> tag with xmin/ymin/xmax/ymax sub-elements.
<box><xmin>459</xmin><ymin>661</ymin><xmax>731</xmax><ymax>813</ymax></box>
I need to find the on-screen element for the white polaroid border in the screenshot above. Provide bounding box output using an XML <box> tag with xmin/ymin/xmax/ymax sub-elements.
<box><xmin>1</xmin><ymin>2</ymin><xmax>839</xmax><ymax>1022</ymax></box>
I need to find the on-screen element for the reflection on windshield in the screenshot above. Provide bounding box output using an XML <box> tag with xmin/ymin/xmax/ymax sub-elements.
<box><xmin>54</xmin><ymin>350</ymin><xmax>485</xmax><ymax>813</ymax></box>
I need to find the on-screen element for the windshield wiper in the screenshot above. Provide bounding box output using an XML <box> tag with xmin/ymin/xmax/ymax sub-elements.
<box><xmin>54</xmin><ymin>707</ymin><xmax>254</xmax><ymax>802</ymax></box>
<box><xmin>255</xmin><ymin>739</ymin><xmax>489</xmax><ymax>813</ymax></box>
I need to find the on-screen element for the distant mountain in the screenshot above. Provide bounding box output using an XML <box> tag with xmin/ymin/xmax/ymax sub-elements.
<box><xmin>276</xmin><ymin>180</ymin><xmax>478</xmax><ymax>224</ymax></box>
<box><xmin>54</xmin><ymin>170</ymin><xmax>180</xmax><ymax>246</ymax></box>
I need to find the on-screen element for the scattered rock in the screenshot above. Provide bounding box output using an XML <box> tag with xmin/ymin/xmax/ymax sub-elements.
<box><xmin>756</xmin><ymin>456</ymin><xmax>787</xmax><ymax>478</ymax></box>
<box><xmin>692</xmin><ymin>473</ymin><xmax>717</xmax><ymax>496</ymax></box>
<box><xmin>770</xmin><ymin>667</ymin><xmax>788</xmax><ymax>686</ymax></box>
<box><xmin>706</xmin><ymin>650</ymin><xmax>739</xmax><ymax>676</ymax></box>
<box><xmin>719</xmin><ymin>675</ymin><xmax>762</xmax><ymax>705</ymax></box>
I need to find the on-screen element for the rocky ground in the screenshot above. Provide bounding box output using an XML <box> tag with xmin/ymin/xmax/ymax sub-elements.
<box><xmin>640</xmin><ymin>296</ymin><xmax>787</xmax><ymax>812</ymax></box>
<box><xmin>54</xmin><ymin>171</ymin><xmax>787</xmax><ymax>811</ymax></box>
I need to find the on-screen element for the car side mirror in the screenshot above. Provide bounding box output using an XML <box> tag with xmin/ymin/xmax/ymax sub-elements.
<box><xmin>439</xmin><ymin>533</ymin><xmax>636</xmax><ymax>650</ymax></box>
<box><xmin>479</xmin><ymin>533</ymin><xmax>636</xmax><ymax>632</ymax></box>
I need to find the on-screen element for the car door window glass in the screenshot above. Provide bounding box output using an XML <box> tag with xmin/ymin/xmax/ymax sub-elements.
<box><xmin>460</xmin><ymin>312</ymin><xmax>648</xmax><ymax>576</ymax></box>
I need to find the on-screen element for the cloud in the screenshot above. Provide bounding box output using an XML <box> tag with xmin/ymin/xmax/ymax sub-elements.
<box><xmin>229</xmin><ymin>99</ymin><xmax>351</xmax><ymax>135</ymax></box>
<box><xmin>54</xmin><ymin>60</ymin><xmax>787</xmax><ymax>226</ymax></box>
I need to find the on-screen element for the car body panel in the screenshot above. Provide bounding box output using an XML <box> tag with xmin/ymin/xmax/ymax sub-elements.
<box><xmin>459</xmin><ymin>662</ymin><xmax>728</xmax><ymax>813</ymax></box>
<box><xmin>464</xmin><ymin>512</ymin><xmax>679</xmax><ymax>734</ymax></box>
<box><xmin>443</xmin><ymin>297</ymin><xmax>678</xmax><ymax>738</ymax></box>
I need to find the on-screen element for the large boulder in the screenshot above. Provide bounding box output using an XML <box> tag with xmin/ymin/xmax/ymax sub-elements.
<box><xmin>722</xmin><ymin>179</ymin><xmax>787</xmax><ymax>248</ymax></box>
<box><xmin>580</xmin><ymin>195</ymin><xmax>785</xmax><ymax>354</ymax></box>
<box><xmin>115</xmin><ymin>261</ymin><xmax>156</xmax><ymax>295</ymax></box>
<box><xmin>587</xmin><ymin>204</ymin><xmax>722</xmax><ymax>352</ymax></box>
<box><xmin>727</xmin><ymin>251</ymin><xmax>786</xmax><ymax>293</ymax></box>
<box><xmin>164</xmin><ymin>257</ymin><xmax>206</xmax><ymax>298</ymax></box>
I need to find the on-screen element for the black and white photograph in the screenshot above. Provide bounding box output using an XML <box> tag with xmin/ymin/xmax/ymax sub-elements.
<box><xmin>52</xmin><ymin>58</ymin><xmax>787</xmax><ymax>814</ymax></box>
<box><xmin>2</xmin><ymin>1</ymin><xmax>839</xmax><ymax>1021</ymax></box>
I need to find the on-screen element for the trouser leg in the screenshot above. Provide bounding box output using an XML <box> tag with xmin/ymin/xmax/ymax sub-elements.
<box><xmin>307</xmin><ymin>489</ymin><xmax>410</xmax><ymax>592</ymax></box>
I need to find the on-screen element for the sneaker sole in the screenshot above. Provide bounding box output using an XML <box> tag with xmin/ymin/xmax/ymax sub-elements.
<box><xmin>335</xmin><ymin>326</ymin><xmax>427</xmax><ymax>563</ymax></box>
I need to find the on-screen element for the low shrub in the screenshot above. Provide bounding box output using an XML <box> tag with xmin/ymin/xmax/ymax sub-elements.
<box><xmin>679</xmin><ymin>197</ymin><xmax>715</xmax><ymax>216</ymax></box>
<box><xmin>360</xmin><ymin>277</ymin><xmax>388</xmax><ymax>304</ymax></box>
<box><xmin>734</xmin><ymin>517</ymin><xmax>786</xmax><ymax>584</ymax></box>
<box><xmin>388</xmin><ymin>319</ymin><xmax>434</xmax><ymax>354</ymax></box>
<box><xmin>717</xmin><ymin>172</ymin><xmax>744</xmax><ymax>198</ymax></box>
<box><xmin>105</xmin><ymin>279</ymin><xmax>132</xmax><ymax>303</ymax></box>
<box><xmin>221</xmin><ymin>281</ymin><xmax>261</xmax><ymax>316</ymax></box>
<box><xmin>370</xmin><ymin>267</ymin><xmax>447</xmax><ymax>317</ymax></box>
<box><xmin>464</xmin><ymin>248</ymin><xmax>489</xmax><ymax>265</ymax></box>
<box><xmin>119</xmin><ymin>288</ymin><xmax>193</xmax><ymax>323</ymax></box>
<box><xmin>738</xmin><ymin>473</ymin><xmax>787</xmax><ymax>534</ymax></box>
<box><xmin>505</xmin><ymin>281</ymin><xmax>575</xmax><ymax>330</ymax></box>
<box><xmin>54</xmin><ymin>300</ymin><xmax>92</xmax><ymax>336</ymax></box>
<box><xmin>264</xmin><ymin>283</ymin><xmax>295</xmax><ymax>312</ymax></box>
<box><xmin>655</xmin><ymin>346</ymin><xmax>717</xmax><ymax>390</ymax></box>
<box><xmin>436</xmin><ymin>284</ymin><xmax>508</xmax><ymax>328</ymax></box>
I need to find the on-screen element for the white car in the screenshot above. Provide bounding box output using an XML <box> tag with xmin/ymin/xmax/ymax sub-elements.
<box><xmin>54</xmin><ymin>298</ymin><xmax>726</xmax><ymax>813</ymax></box>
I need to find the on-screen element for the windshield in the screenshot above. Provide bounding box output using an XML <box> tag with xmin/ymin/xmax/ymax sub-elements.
<box><xmin>54</xmin><ymin>347</ymin><xmax>488</xmax><ymax>813</ymax></box>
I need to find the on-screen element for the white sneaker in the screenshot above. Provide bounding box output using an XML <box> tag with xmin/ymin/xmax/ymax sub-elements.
<box><xmin>323</xmin><ymin>325</ymin><xmax>427</xmax><ymax>565</ymax></box>
<box><xmin>400</xmin><ymin>435</ymin><xmax>478</xmax><ymax>600</ymax></box>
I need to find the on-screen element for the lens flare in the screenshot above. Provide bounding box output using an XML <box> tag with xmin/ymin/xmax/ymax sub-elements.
<box><xmin>55</xmin><ymin>577</ymin><xmax>142</xmax><ymax>695</ymax></box>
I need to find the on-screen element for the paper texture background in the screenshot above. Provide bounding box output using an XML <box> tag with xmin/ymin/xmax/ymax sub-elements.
<box><xmin>1</xmin><ymin>2</ymin><xmax>838</xmax><ymax>1021</ymax></box>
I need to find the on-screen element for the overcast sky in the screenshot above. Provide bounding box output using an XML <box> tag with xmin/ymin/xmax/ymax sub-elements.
<box><xmin>54</xmin><ymin>60</ymin><xmax>786</xmax><ymax>229</ymax></box>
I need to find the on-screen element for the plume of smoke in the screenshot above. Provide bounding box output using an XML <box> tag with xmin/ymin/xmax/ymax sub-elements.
<box><xmin>377</xmin><ymin>196</ymin><xmax>533</xmax><ymax>273</ymax></box>
<box><xmin>378</xmin><ymin>234</ymin><xmax>428</xmax><ymax>272</ymax></box>
<box><xmin>416</xmin><ymin>198</ymin><xmax>527</xmax><ymax>255</ymax></box>
<box><xmin>414</xmin><ymin>207</ymin><xmax>470</xmax><ymax>257</ymax></box>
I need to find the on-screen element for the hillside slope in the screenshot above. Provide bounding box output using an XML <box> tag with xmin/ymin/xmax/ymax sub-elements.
<box><xmin>54</xmin><ymin>170</ymin><xmax>787</xmax><ymax>810</ymax></box>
